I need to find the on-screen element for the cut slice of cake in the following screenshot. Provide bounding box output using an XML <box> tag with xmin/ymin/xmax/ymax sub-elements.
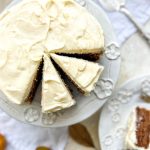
<box><xmin>125</xmin><ymin>107</ymin><xmax>150</xmax><ymax>150</ymax></box>
<box><xmin>50</xmin><ymin>54</ymin><xmax>104</xmax><ymax>95</ymax></box>
<box><xmin>42</xmin><ymin>55</ymin><xmax>75</xmax><ymax>113</ymax></box>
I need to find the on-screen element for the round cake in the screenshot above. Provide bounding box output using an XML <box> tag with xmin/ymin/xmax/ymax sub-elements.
<box><xmin>0</xmin><ymin>0</ymin><xmax>104</xmax><ymax>113</ymax></box>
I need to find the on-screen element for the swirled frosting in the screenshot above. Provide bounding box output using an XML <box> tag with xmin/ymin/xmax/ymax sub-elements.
<box><xmin>42</xmin><ymin>55</ymin><xmax>75</xmax><ymax>113</ymax></box>
<box><xmin>0</xmin><ymin>0</ymin><xmax>104</xmax><ymax>105</ymax></box>
<box><xmin>51</xmin><ymin>54</ymin><xmax>104</xmax><ymax>94</ymax></box>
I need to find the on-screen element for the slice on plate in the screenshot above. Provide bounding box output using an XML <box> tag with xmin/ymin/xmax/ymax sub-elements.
<box><xmin>42</xmin><ymin>55</ymin><xmax>75</xmax><ymax>113</ymax></box>
<box><xmin>125</xmin><ymin>107</ymin><xmax>150</xmax><ymax>150</ymax></box>
<box><xmin>51</xmin><ymin>54</ymin><xmax>104</xmax><ymax>95</ymax></box>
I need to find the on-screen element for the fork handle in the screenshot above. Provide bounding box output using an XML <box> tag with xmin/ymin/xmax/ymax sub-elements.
<box><xmin>120</xmin><ymin>7</ymin><xmax>150</xmax><ymax>43</ymax></box>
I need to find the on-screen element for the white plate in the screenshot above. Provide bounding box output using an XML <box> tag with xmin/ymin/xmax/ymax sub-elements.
<box><xmin>0</xmin><ymin>0</ymin><xmax>120</xmax><ymax>127</ymax></box>
<box><xmin>99</xmin><ymin>75</ymin><xmax>150</xmax><ymax>150</ymax></box>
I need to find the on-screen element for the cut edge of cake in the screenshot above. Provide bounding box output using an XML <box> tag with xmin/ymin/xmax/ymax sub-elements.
<box><xmin>41</xmin><ymin>54</ymin><xmax>76</xmax><ymax>113</ymax></box>
<box><xmin>1</xmin><ymin>59</ymin><xmax>42</xmax><ymax>105</ymax></box>
<box><xmin>125</xmin><ymin>107</ymin><xmax>150</xmax><ymax>150</ymax></box>
<box><xmin>50</xmin><ymin>53</ymin><xmax>104</xmax><ymax>95</ymax></box>
<box><xmin>24</xmin><ymin>61</ymin><xmax>43</xmax><ymax>103</ymax></box>
<box><xmin>56</xmin><ymin>52</ymin><xmax>103</xmax><ymax>61</ymax></box>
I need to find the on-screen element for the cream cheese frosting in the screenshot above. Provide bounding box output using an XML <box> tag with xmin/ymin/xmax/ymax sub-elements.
<box><xmin>0</xmin><ymin>0</ymin><xmax>104</xmax><ymax>105</ymax></box>
<box><xmin>51</xmin><ymin>54</ymin><xmax>104</xmax><ymax>94</ymax></box>
<box><xmin>42</xmin><ymin>55</ymin><xmax>75</xmax><ymax>113</ymax></box>
<box><xmin>125</xmin><ymin>110</ymin><xmax>139</xmax><ymax>149</ymax></box>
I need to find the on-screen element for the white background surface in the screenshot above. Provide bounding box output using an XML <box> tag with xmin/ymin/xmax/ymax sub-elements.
<box><xmin>0</xmin><ymin>0</ymin><xmax>150</xmax><ymax>150</ymax></box>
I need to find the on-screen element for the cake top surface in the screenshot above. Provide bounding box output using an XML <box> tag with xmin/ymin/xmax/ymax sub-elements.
<box><xmin>0</xmin><ymin>0</ymin><xmax>104</xmax><ymax>104</ymax></box>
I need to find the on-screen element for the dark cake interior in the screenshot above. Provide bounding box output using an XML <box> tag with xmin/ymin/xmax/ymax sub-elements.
<box><xmin>136</xmin><ymin>107</ymin><xmax>150</xmax><ymax>149</ymax></box>
<box><xmin>58</xmin><ymin>52</ymin><xmax>102</xmax><ymax>61</ymax></box>
<box><xmin>25</xmin><ymin>61</ymin><xmax>43</xmax><ymax>103</ymax></box>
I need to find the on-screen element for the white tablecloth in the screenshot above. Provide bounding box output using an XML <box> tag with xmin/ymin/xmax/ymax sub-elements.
<box><xmin>0</xmin><ymin>0</ymin><xmax>150</xmax><ymax>150</ymax></box>
<box><xmin>0</xmin><ymin>112</ymin><xmax>68</xmax><ymax>150</ymax></box>
<box><xmin>96</xmin><ymin>0</ymin><xmax>150</xmax><ymax>44</ymax></box>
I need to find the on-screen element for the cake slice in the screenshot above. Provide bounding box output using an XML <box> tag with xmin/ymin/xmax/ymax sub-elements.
<box><xmin>125</xmin><ymin>107</ymin><xmax>150</xmax><ymax>150</ymax></box>
<box><xmin>42</xmin><ymin>55</ymin><xmax>75</xmax><ymax>113</ymax></box>
<box><xmin>50</xmin><ymin>54</ymin><xmax>104</xmax><ymax>95</ymax></box>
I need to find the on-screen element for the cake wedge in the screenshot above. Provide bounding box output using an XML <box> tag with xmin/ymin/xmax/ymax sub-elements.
<box><xmin>42</xmin><ymin>55</ymin><xmax>75</xmax><ymax>113</ymax></box>
<box><xmin>50</xmin><ymin>54</ymin><xmax>104</xmax><ymax>95</ymax></box>
<box><xmin>125</xmin><ymin>107</ymin><xmax>150</xmax><ymax>150</ymax></box>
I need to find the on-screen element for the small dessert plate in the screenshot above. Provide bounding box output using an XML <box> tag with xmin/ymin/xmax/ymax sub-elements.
<box><xmin>99</xmin><ymin>75</ymin><xmax>150</xmax><ymax>150</ymax></box>
<box><xmin>0</xmin><ymin>0</ymin><xmax>121</xmax><ymax>127</ymax></box>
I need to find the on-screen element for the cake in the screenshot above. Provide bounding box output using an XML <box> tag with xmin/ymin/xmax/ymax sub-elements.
<box><xmin>51</xmin><ymin>54</ymin><xmax>104</xmax><ymax>95</ymax></box>
<box><xmin>125</xmin><ymin>107</ymin><xmax>150</xmax><ymax>150</ymax></box>
<box><xmin>0</xmin><ymin>0</ymin><xmax>104</xmax><ymax>112</ymax></box>
<box><xmin>42</xmin><ymin>55</ymin><xmax>75</xmax><ymax>113</ymax></box>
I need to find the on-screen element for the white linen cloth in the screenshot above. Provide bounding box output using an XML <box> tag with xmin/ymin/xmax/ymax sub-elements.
<box><xmin>0</xmin><ymin>111</ymin><xmax>68</xmax><ymax>150</ymax></box>
<box><xmin>0</xmin><ymin>0</ymin><xmax>149</xmax><ymax>150</ymax></box>
<box><xmin>96</xmin><ymin>0</ymin><xmax>150</xmax><ymax>44</ymax></box>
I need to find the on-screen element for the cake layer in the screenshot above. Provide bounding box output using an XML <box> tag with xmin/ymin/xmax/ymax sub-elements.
<box><xmin>25</xmin><ymin>61</ymin><xmax>43</xmax><ymax>103</ymax></box>
<box><xmin>125</xmin><ymin>107</ymin><xmax>150</xmax><ymax>150</ymax></box>
<box><xmin>51</xmin><ymin>54</ymin><xmax>104</xmax><ymax>94</ymax></box>
<box><xmin>42</xmin><ymin>55</ymin><xmax>75</xmax><ymax>113</ymax></box>
<box><xmin>58</xmin><ymin>53</ymin><xmax>102</xmax><ymax>61</ymax></box>
<box><xmin>136</xmin><ymin>107</ymin><xmax>150</xmax><ymax>149</ymax></box>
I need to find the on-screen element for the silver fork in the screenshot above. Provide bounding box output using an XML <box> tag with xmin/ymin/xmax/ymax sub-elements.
<box><xmin>98</xmin><ymin>0</ymin><xmax>150</xmax><ymax>43</ymax></box>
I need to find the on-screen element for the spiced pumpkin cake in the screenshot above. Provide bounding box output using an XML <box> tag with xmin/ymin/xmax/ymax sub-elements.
<box><xmin>0</xmin><ymin>0</ymin><xmax>104</xmax><ymax>112</ymax></box>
